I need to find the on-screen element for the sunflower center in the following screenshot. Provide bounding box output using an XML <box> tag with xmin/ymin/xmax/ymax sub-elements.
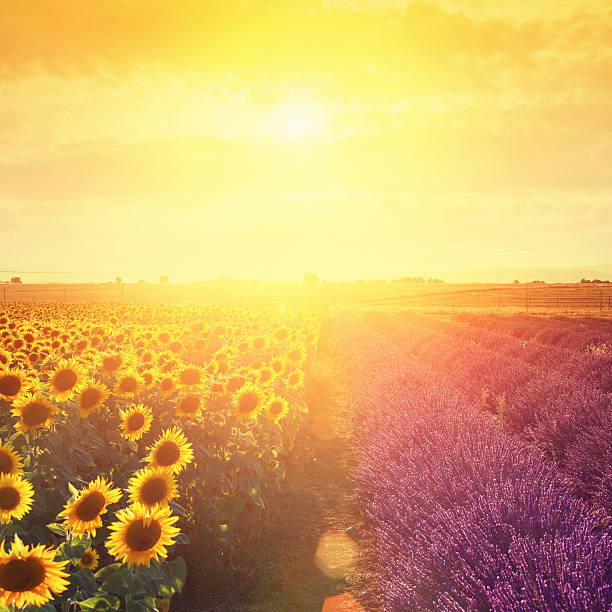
<box><xmin>180</xmin><ymin>396</ymin><xmax>199</xmax><ymax>414</ymax></box>
<box><xmin>0</xmin><ymin>375</ymin><xmax>21</xmax><ymax>397</ymax></box>
<box><xmin>75</xmin><ymin>491</ymin><xmax>106</xmax><ymax>522</ymax></box>
<box><xmin>127</xmin><ymin>412</ymin><xmax>145</xmax><ymax>432</ymax></box>
<box><xmin>23</xmin><ymin>402</ymin><xmax>51</xmax><ymax>427</ymax></box>
<box><xmin>54</xmin><ymin>369</ymin><xmax>77</xmax><ymax>392</ymax></box>
<box><xmin>80</xmin><ymin>388</ymin><xmax>101</xmax><ymax>410</ymax></box>
<box><xmin>119</xmin><ymin>377</ymin><xmax>138</xmax><ymax>393</ymax></box>
<box><xmin>239</xmin><ymin>393</ymin><xmax>259</xmax><ymax>414</ymax></box>
<box><xmin>140</xmin><ymin>478</ymin><xmax>168</xmax><ymax>505</ymax></box>
<box><xmin>0</xmin><ymin>451</ymin><xmax>14</xmax><ymax>474</ymax></box>
<box><xmin>80</xmin><ymin>552</ymin><xmax>94</xmax><ymax>566</ymax></box>
<box><xmin>0</xmin><ymin>558</ymin><xmax>45</xmax><ymax>592</ymax></box>
<box><xmin>0</xmin><ymin>487</ymin><xmax>20</xmax><ymax>511</ymax></box>
<box><xmin>269</xmin><ymin>401</ymin><xmax>283</xmax><ymax>415</ymax></box>
<box><xmin>179</xmin><ymin>369</ymin><xmax>200</xmax><ymax>385</ymax></box>
<box><xmin>125</xmin><ymin>519</ymin><xmax>162</xmax><ymax>551</ymax></box>
<box><xmin>156</xmin><ymin>442</ymin><xmax>181</xmax><ymax>467</ymax></box>
<box><xmin>103</xmin><ymin>356</ymin><xmax>121</xmax><ymax>371</ymax></box>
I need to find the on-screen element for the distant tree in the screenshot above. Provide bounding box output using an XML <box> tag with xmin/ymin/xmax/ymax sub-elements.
<box><xmin>580</xmin><ymin>278</ymin><xmax>590</xmax><ymax>284</ymax></box>
<box><xmin>10</xmin><ymin>277</ymin><xmax>22</xmax><ymax>284</ymax></box>
<box><xmin>592</xmin><ymin>279</ymin><xmax>602</xmax><ymax>284</ymax></box>
<box><xmin>303</xmin><ymin>272</ymin><xmax>319</xmax><ymax>284</ymax></box>
<box><xmin>159</xmin><ymin>275</ymin><xmax>170</xmax><ymax>285</ymax></box>
<box><xmin>513</xmin><ymin>279</ymin><xmax>520</xmax><ymax>284</ymax></box>
<box><xmin>138</xmin><ymin>279</ymin><xmax>145</xmax><ymax>285</ymax></box>
<box><xmin>116</xmin><ymin>276</ymin><xmax>122</xmax><ymax>284</ymax></box>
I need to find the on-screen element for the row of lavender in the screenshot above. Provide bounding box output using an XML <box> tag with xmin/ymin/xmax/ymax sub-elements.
<box><xmin>400</xmin><ymin>312</ymin><xmax>612</xmax><ymax>393</ymax></box>
<box><xmin>361</xmin><ymin>312</ymin><xmax>612</xmax><ymax>514</ymax></box>
<box><xmin>457</xmin><ymin>313</ymin><xmax>612</xmax><ymax>354</ymax></box>
<box><xmin>333</xmin><ymin>313</ymin><xmax>612</xmax><ymax>610</ymax></box>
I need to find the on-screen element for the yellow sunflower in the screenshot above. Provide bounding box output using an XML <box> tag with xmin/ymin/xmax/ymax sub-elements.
<box><xmin>286</xmin><ymin>369</ymin><xmax>304</xmax><ymax>390</ymax></box>
<box><xmin>0</xmin><ymin>368</ymin><xmax>27</xmax><ymax>401</ymax></box>
<box><xmin>176</xmin><ymin>394</ymin><xmax>202</xmax><ymax>419</ymax></box>
<box><xmin>158</xmin><ymin>374</ymin><xmax>177</xmax><ymax>396</ymax></box>
<box><xmin>257</xmin><ymin>367</ymin><xmax>275</xmax><ymax>386</ymax></box>
<box><xmin>59</xmin><ymin>477</ymin><xmax>122</xmax><ymax>536</ymax></box>
<box><xmin>145</xmin><ymin>427</ymin><xmax>193</xmax><ymax>474</ymax></box>
<box><xmin>286</xmin><ymin>344</ymin><xmax>306</xmax><ymax>364</ymax></box>
<box><xmin>114</xmin><ymin>370</ymin><xmax>142</xmax><ymax>397</ymax></box>
<box><xmin>0</xmin><ymin>474</ymin><xmax>34</xmax><ymax>523</ymax></box>
<box><xmin>120</xmin><ymin>404</ymin><xmax>153</xmax><ymax>442</ymax></box>
<box><xmin>48</xmin><ymin>358</ymin><xmax>87</xmax><ymax>402</ymax></box>
<box><xmin>270</xmin><ymin>357</ymin><xmax>285</xmax><ymax>374</ymax></box>
<box><xmin>99</xmin><ymin>353</ymin><xmax>124</xmax><ymax>374</ymax></box>
<box><xmin>78</xmin><ymin>548</ymin><xmax>99</xmax><ymax>571</ymax></box>
<box><xmin>127</xmin><ymin>467</ymin><xmax>177</xmax><ymax>509</ymax></box>
<box><xmin>10</xmin><ymin>393</ymin><xmax>56</xmax><ymax>435</ymax></box>
<box><xmin>177</xmin><ymin>366</ymin><xmax>204</xmax><ymax>388</ymax></box>
<box><xmin>106</xmin><ymin>503</ymin><xmax>180</xmax><ymax>567</ymax></box>
<box><xmin>0</xmin><ymin>536</ymin><xmax>69</xmax><ymax>608</ymax></box>
<box><xmin>77</xmin><ymin>380</ymin><xmax>109</xmax><ymax>417</ymax></box>
<box><xmin>232</xmin><ymin>383</ymin><xmax>265</xmax><ymax>422</ymax></box>
<box><xmin>265</xmin><ymin>395</ymin><xmax>290</xmax><ymax>423</ymax></box>
<box><xmin>0</xmin><ymin>442</ymin><xmax>24</xmax><ymax>476</ymax></box>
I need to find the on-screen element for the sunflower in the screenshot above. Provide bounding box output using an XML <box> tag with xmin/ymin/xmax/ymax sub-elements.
<box><xmin>0</xmin><ymin>474</ymin><xmax>34</xmax><ymax>523</ymax></box>
<box><xmin>257</xmin><ymin>367</ymin><xmax>275</xmax><ymax>385</ymax></box>
<box><xmin>106</xmin><ymin>503</ymin><xmax>180</xmax><ymax>568</ymax></box>
<box><xmin>78</xmin><ymin>547</ymin><xmax>99</xmax><ymax>571</ymax></box>
<box><xmin>0</xmin><ymin>368</ymin><xmax>27</xmax><ymax>401</ymax></box>
<box><xmin>176</xmin><ymin>394</ymin><xmax>202</xmax><ymax>419</ymax></box>
<box><xmin>146</xmin><ymin>427</ymin><xmax>193</xmax><ymax>474</ymax></box>
<box><xmin>127</xmin><ymin>467</ymin><xmax>177</xmax><ymax>509</ymax></box>
<box><xmin>0</xmin><ymin>442</ymin><xmax>24</xmax><ymax>476</ymax></box>
<box><xmin>286</xmin><ymin>344</ymin><xmax>306</xmax><ymax>364</ymax></box>
<box><xmin>270</xmin><ymin>357</ymin><xmax>285</xmax><ymax>374</ymax></box>
<box><xmin>77</xmin><ymin>380</ymin><xmax>109</xmax><ymax>417</ymax></box>
<box><xmin>10</xmin><ymin>393</ymin><xmax>56</xmax><ymax>435</ymax></box>
<box><xmin>232</xmin><ymin>383</ymin><xmax>265</xmax><ymax>422</ymax></box>
<box><xmin>286</xmin><ymin>369</ymin><xmax>304</xmax><ymax>390</ymax></box>
<box><xmin>273</xmin><ymin>327</ymin><xmax>289</xmax><ymax>342</ymax></box>
<box><xmin>0</xmin><ymin>536</ymin><xmax>69</xmax><ymax>608</ymax></box>
<box><xmin>177</xmin><ymin>366</ymin><xmax>204</xmax><ymax>387</ymax></box>
<box><xmin>59</xmin><ymin>477</ymin><xmax>122</xmax><ymax>536</ymax></box>
<box><xmin>99</xmin><ymin>353</ymin><xmax>124</xmax><ymax>374</ymax></box>
<box><xmin>251</xmin><ymin>336</ymin><xmax>268</xmax><ymax>351</ymax></box>
<box><xmin>120</xmin><ymin>404</ymin><xmax>153</xmax><ymax>442</ymax></box>
<box><xmin>265</xmin><ymin>395</ymin><xmax>289</xmax><ymax>423</ymax></box>
<box><xmin>114</xmin><ymin>370</ymin><xmax>142</xmax><ymax>397</ymax></box>
<box><xmin>48</xmin><ymin>358</ymin><xmax>87</xmax><ymax>402</ymax></box>
<box><xmin>158</xmin><ymin>374</ymin><xmax>177</xmax><ymax>396</ymax></box>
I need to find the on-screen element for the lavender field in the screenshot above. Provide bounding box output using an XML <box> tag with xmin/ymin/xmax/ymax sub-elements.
<box><xmin>332</xmin><ymin>312</ymin><xmax>612</xmax><ymax>611</ymax></box>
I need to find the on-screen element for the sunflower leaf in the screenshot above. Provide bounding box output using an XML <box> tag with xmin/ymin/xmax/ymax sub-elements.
<box><xmin>78</xmin><ymin>593</ymin><xmax>121</xmax><ymax>610</ymax></box>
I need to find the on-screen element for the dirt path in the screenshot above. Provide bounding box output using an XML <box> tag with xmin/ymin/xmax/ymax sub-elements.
<box><xmin>253</xmin><ymin>319</ymin><xmax>378</xmax><ymax>611</ymax></box>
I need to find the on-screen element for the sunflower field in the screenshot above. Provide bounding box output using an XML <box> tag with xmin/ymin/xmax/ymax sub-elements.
<box><xmin>0</xmin><ymin>303</ymin><xmax>321</xmax><ymax>610</ymax></box>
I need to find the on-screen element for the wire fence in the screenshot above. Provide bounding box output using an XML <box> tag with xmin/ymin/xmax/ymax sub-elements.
<box><xmin>2</xmin><ymin>283</ymin><xmax>612</xmax><ymax>313</ymax></box>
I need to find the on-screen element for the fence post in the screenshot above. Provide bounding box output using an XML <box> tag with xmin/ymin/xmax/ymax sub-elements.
<box><xmin>525</xmin><ymin>286</ymin><xmax>529</xmax><ymax>312</ymax></box>
<box><xmin>600</xmin><ymin>289</ymin><xmax>603</xmax><ymax>312</ymax></box>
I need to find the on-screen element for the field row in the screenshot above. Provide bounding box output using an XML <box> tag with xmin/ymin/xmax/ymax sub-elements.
<box><xmin>333</xmin><ymin>312</ymin><xmax>612</xmax><ymax>610</ymax></box>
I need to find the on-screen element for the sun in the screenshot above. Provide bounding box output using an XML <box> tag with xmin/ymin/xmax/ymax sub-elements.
<box><xmin>267</xmin><ymin>101</ymin><xmax>327</xmax><ymax>141</ymax></box>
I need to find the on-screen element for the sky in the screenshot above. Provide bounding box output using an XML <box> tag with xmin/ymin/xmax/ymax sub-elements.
<box><xmin>2</xmin><ymin>0</ymin><xmax>611</xmax><ymax>282</ymax></box>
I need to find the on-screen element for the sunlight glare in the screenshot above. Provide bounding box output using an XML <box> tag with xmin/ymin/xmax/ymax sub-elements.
<box><xmin>266</xmin><ymin>100</ymin><xmax>328</xmax><ymax>141</ymax></box>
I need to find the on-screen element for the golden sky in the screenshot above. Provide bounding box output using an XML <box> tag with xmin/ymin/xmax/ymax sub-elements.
<box><xmin>2</xmin><ymin>0</ymin><xmax>611</xmax><ymax>281</ymax></box>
